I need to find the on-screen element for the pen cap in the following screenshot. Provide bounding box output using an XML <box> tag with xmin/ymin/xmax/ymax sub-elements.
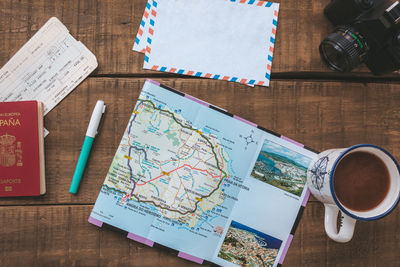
<box><xmin>86</xmin><ymin>100</ymin><xmax>106</xmax><ymax>138</ymax></box>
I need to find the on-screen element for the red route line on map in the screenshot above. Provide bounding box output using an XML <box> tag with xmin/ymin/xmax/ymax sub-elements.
<box><xmin>136</xmin><ymin>164</ymin><xmax>221</xmax><ymax>186</ymax></box>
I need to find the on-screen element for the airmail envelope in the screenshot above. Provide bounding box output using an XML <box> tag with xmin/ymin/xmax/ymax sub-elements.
<box><xmin>134</xmin><ymin>0</ymin><xmax>279</xmax><ymax>87</ymax></box>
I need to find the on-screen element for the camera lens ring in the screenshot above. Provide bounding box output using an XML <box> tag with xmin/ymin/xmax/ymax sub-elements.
<box><xmin>320</xmin><ymin>39</ymin><xmax>352</xmax><ymax>72</ymax></box>
<box><xmin>319</xmin><ymin>26</ymin><xmax>369</xmax><ymax>72</ymax></box>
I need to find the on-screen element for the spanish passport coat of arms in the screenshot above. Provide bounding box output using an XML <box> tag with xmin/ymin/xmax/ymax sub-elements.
<box><xmin>0</xmin><ymin>101</ymin><xmax>45</xmax><ymax>197</ymax></box>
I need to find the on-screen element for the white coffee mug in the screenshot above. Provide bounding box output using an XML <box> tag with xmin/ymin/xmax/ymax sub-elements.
<box><xmin>307</xmin><ymin>144</ymin><xmax>400</xmax><ymax>243</ymax></box>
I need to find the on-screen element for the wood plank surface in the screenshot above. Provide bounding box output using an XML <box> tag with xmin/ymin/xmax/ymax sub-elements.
<box><xmin>0</xmin><ymin>78</ymin><xmax>399</xmax><ymax>206</ymax></box>
<box><xmin>0</xmin><ymin>0</ymin><xmax>386</xmax><ymax>77</ymax></box>
<box><xmin>1</xmin><ymin>203</ymin><xmax>399</xmax><ymax>266</ymax></box>
<box><xmin>0</xmin><ymin>205</ymin><xmax>196</xmax><ymax>267</ymax></box>
<box><xmin>1</xmin><ymin>0</ymin><xmax>400</xmax><ymax>266</ymax></box>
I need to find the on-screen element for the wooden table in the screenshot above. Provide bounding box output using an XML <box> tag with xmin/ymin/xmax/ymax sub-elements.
<box><xmin>1</xmin><ymin>0</ymin><xmax>400</xmax><ymax>266</ymax></box>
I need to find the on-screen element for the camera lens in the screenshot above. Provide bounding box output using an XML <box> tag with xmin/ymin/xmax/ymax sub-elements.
<box><xmin>319</xmin><ymin>27</ymin><xmax>369</xmax><ymax>72</ymax></box>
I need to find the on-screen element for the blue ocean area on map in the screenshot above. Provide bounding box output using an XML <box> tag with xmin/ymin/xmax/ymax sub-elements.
<box><xmin>91</xmin><ymin>191</ymin><xmax>154</xmax><ymax>238</ymax></box>
<box><xmin>91</xmin><ymin>187</ymin><xmax>232</xmax><ymax>259</ymax></box>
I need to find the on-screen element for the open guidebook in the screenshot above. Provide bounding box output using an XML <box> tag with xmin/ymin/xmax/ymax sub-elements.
<box><xmin>89</xmin><ymin>80</ymin><xmax>318</xmax><ymax>266</ymax></box>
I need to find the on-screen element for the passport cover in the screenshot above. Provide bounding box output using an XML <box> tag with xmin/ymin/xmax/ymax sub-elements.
<box><xmin>0</xmin><ymin>101</ymin><xmax>45</xmax><ymax>196</ymax></box>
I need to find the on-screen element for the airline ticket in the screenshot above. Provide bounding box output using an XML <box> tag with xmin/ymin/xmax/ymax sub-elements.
<box><xmin>0</xmin><ymin>17</ymin><xmax>98</xmax><ymax>115</ymax></box>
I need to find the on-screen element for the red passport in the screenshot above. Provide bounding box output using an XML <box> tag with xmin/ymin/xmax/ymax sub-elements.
<box><xmin>0</xmin><ymin>101</ymin><xmax>45</xmax><ymax>196</ymax></box>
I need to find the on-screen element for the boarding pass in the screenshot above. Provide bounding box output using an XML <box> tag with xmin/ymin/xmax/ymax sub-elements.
<box><xmin>0</xmin><ymin>17</ymin><xmax>98</xmax><ymax>115</ymax></box>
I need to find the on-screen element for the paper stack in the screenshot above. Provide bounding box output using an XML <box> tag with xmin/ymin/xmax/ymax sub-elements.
<box><xmin>133</xmin><ymin>0</ymin><xmax>279</xmax><ymax>87</ymax></box>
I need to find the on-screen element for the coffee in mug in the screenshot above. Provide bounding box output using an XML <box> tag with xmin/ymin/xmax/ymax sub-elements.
<box><xmin>333</xmin><ymin>151</ymin><xmax>390</xmax><ymax>212</ymax></box>
<box><xmin>307</xmin><ymin>144</ymin><xmax>400</xmax><ymax>243</ymax></box>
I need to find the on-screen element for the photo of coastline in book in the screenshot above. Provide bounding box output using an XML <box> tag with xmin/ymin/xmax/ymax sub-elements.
<box><xmin>250</xmin><ymin>139</ymin><xmax>312</xmax><ymax>196</ymax></box>
<box><xmin>218</xmin><ymin>220</ymin><xmax>282</xmax><ymax>266</ymax></box>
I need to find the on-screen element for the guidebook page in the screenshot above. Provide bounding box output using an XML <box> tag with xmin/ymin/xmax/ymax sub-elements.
<box><xmin>90</xmin><ymin>80</ymin><xmax>317</xmax><ymax>266</ymax></box>
<box><xmin>212</xmin><ymin>133</ymin><xmax>316</xmax><ymax>266</ymax></box>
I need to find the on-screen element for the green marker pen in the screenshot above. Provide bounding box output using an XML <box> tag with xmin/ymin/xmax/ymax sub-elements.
<box><xmin>69</xmin><ymin>100</ymin><xmax>106</xmax><ymax>194</ymax></box>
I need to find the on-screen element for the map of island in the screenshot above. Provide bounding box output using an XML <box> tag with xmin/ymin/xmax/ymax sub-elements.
<box><xmin>90</xmin><ymin>80</ymin><xmax>318</xmax><ymax>265</ymax></box>
<box><xmin>104</xmin><ymin>98</ymin><xmax>230</xmax><ymax>227</ymax></box>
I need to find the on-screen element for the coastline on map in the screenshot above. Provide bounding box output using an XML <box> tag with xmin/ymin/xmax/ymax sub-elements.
<box><xmin>218</xmin><ymin>220</ymin><xmax>282</xmax><ymax>266</ymax></box>
<box><xmin>250</xmin><ymin>139</ymin><xmax>312</xmax><ymax>197</ymax></box>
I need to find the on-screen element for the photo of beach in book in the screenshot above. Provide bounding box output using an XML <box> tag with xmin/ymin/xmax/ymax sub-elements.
<box><xmin>89</xmin><ymin>80</ymin><xmax>317</xmax><ymax>266</ymax></box>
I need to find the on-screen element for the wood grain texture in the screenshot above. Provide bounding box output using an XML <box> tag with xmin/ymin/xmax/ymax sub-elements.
<box><xmin>1</xmin><ymin>1</ymin><xmax>400</xmax><ymax>266</ymax></box>
<box><xmin>0</xmin><ymin>205</ymin><xmax>196</xmax><ymax>267</ymax></box>
<box><xmin>285</xmin><ymin>202</ymin><xmax>400</xmax><ymax>267</ymax></box>
<box><xmin>0</xmin><ymin>78</ymin><xmax>399</xmax><ymax>206</ymax></box>
<box><xmin>1</xmin><ymin>203</ymin><xmax>399</xmax><ymax>267</ymax></box>
<box><xmin>0</xmin><ymin>0</ymin><xmax>386</xmax><ymax>77</ymax></box>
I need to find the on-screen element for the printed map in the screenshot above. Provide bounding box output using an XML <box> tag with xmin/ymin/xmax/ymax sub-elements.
<box><xmin>90</xmin><ymin>81</ymin><xmax>316</xmax><ymax>265</ymax></box>
<box><xmin>105</xmin><ymin>98</ymin><xmax>229</xmax><ymax>227</ymax></box>
<box><xmin>91</xmin><ymin>81</ymin><xmax>264</xmax><ymax>260</ymax></box>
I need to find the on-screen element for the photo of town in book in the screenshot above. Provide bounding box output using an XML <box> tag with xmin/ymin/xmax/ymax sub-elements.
<box><xmin>250</xmin><ymin>139</ymin><xmax>312</xmax><ymax>196</ymax></box>
<box><xmin>218</xmin><ymin>220</ymin><xmax>282</xmax><ymax>266</ymax></box>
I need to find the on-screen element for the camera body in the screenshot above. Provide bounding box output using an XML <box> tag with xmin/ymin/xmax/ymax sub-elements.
<box><xmin>320</xmin><ymin>0</ymin><xmax>400</xmax><ymax>75</ymax></box>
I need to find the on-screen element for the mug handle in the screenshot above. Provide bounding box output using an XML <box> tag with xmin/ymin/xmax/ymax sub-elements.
<box><xmin>324</xmin><ymin>204</ymin><xmax>356</xmax><ymax>243</ymax></box>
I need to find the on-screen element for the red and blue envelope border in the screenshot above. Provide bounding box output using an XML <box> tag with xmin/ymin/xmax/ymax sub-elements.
<box><xmin>133</xmin><ymin>1</ymin><xmax>152</xmax><ymax>52</ymax></box>
<box><xmin>138</xmin><ymin>0</ymin><xmax>279</xmax><ymax>87</ymax></box>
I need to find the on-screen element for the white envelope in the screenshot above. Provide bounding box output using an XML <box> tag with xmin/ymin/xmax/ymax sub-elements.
<box><xmin>139</xmin><ymin>0</ymin><xmax>279</xmax><ymax>87</ymax></box>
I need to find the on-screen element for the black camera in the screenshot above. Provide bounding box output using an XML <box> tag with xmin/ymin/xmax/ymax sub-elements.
<box><xmin>319</xmin><ymin>0</ymin><xmax>400</xmax><ymax>75</ymax></box>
